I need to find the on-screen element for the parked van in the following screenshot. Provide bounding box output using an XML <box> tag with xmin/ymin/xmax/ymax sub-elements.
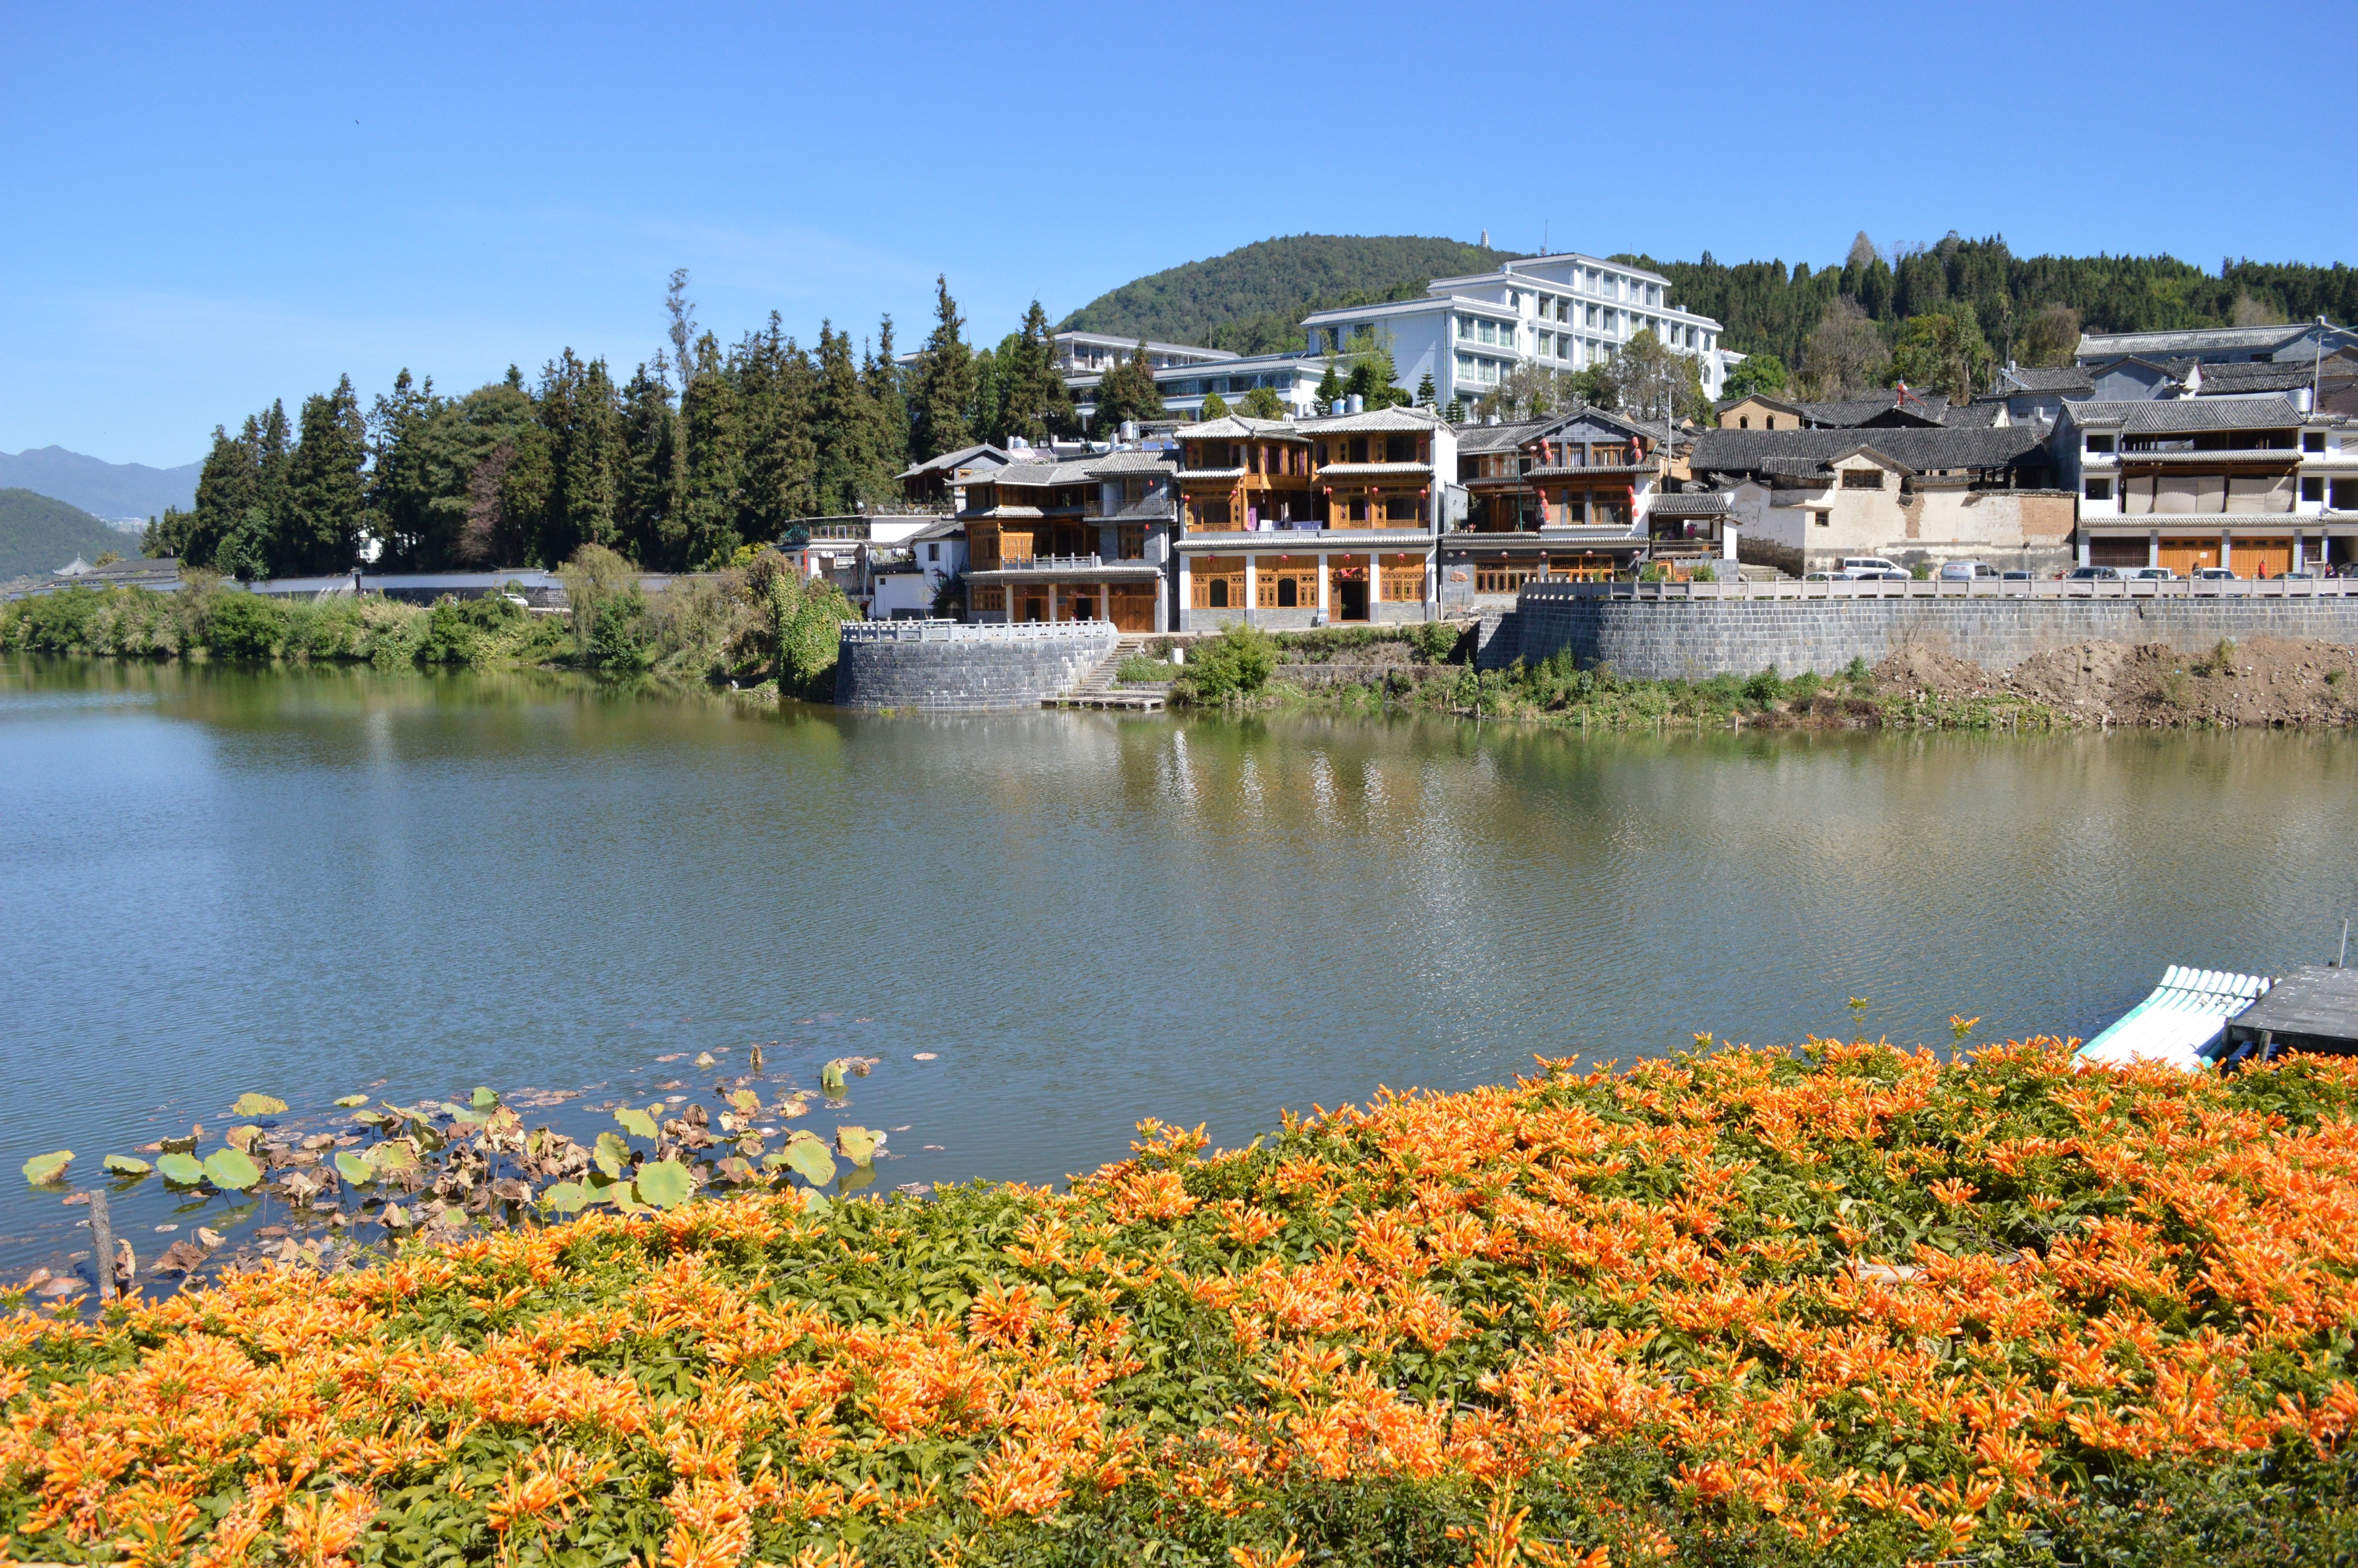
<box><xmin>1937</xmin><ymin>561</ymin><xmax>1999</xmax><ymax>581</ymax></box>
<box><xmin>1837</xmin><ymin>557</ymin><xmax>1908</xmax><ymax>580</ymax></box>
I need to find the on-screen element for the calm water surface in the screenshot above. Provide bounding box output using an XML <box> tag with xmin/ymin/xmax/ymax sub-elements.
<box><xmin>4</xmin><ymin>657</ymin><xmax>2355</xmax><ymax>1277</ymax></box>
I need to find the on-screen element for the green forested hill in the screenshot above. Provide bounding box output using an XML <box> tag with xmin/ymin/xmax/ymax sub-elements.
<box><xmin>1060</xmin><ymin>234</ymin><xmax>1520</xmax><ymax>354</ymax></box>
<box><xmin>0</xmin><ymin>489</ymin><xmax>141</xmax><ymax>580</ymax></box>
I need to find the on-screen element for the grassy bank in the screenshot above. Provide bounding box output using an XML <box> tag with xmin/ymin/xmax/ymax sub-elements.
<box><xmin>1158</xmin><ymin>625</ymin><xmax>2069</xmax><ymax>732</ymax></box>
<box><xmin>0</xmin><ymin>547</ymin><xmax>859</xmax><ymax>696</ymax></box>
<box><xmin>8</xmin><ymin>1038</ymin><xmax>2358</xmax><ymax>1565</ymax></box>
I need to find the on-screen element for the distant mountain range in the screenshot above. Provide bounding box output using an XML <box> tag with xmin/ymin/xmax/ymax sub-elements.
<box><xmin>0</xmin><ymin>446</ymin><xmax>199</xmax><ymax>523</ymax></box>
<box><xmin>0</xmin><ymin>489</ymin><xmax>150</xmax><ymax>581</ymax></box>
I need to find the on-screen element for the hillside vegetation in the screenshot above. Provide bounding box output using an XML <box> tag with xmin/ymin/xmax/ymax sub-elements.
<box><xmin>1060</xmin><ymin>234</ymin><xmax>1520</xmax><ymax>354</ymax></box>
<box><xmin>0</xmin><ymin>488</ymin><xmax>141</xmax><ymax>581</ymax></box>
<box><xmin>1622</xmin><ymin>235</ymin><xmax>2358</xmax><ymax>375</ymax></box>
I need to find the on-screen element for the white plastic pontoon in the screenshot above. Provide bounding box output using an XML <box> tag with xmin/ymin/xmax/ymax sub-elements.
<box><xmin>2076</xmin><ymin>966</ymin><xmax>2274</xmax><ymax>1072</ymax></box>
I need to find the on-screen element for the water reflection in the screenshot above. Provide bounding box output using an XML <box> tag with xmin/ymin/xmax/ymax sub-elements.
<box><xmin>3</xmin><ymin>656</ymin><xmax>2355</xmax><ymax>1277</ymax></box>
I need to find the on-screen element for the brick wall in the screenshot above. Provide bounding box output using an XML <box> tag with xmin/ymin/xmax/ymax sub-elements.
<box><xmin>834</xmin><ymin>626</ymin><xmax>1119</xmax><ymax>710</ymax></box>
<box><xmin>1510</xmin><ymin>596</ymin><xmax>2358</xmax><ymax>679</ymax></box>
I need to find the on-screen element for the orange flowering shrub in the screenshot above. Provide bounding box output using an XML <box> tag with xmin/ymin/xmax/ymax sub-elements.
<box><xmin>8</xmin><ymin>1037</ymin><xmax>2358</xmax><ymax>1565</ymax></box>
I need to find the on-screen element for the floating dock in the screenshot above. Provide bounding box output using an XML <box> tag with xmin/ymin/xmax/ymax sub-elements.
<box><xmin>2076</xmin><ymin>966</ymin><xmax>2274</xmax><ymax>1071</ymax></box>
<box><xmin>2219</xmin><ymin>966</ymin><xmax>2358</xmax><ymax>1063</ymax></box>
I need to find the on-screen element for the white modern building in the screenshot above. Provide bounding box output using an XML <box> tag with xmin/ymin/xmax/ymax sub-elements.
<box><xmin>1072</xmin><ymin>351</ymin><xmax>1331</xmax><ymax>425</ymax></box>
<box><xmin>1300</xmin><ymin>252</ymin><xmax>1737</xmax><ymax>411</ymax></box>
<box><xmin>1053</xmin><ymin>331</ymin><xmax>1236</xmax><ymax>375</ymax></box>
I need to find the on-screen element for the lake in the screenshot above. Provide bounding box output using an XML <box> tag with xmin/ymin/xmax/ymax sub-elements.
<box><xmin>4</xmin><ymin>656</ymin><xmax>2355</xmax><ymax>1282</ymax></box>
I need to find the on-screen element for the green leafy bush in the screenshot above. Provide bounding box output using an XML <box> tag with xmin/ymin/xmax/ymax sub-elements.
<box><xmin>201</xmin><ymin>591</ymin><xmax>290</xmax><ymax>660</ymax></box>
<box><xmin>1179</xmin><ymin>623</ymin><xmax>1277</xmax><ymax>702</ymax></box>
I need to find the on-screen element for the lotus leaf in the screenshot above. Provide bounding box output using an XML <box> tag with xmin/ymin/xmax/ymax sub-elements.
<box><xmin>103</xmin><ymin>1155</ymin><xmax>152</xmax><ymax>1176</ymax></box>
<box><xmin>819</xmin><ymin>1060</ymin><xmax>847</xmax><ymax>1094</ymax></box>
<box><xmin>779</xmin><ymin>1098</ymin><xmax>810</xmax><ymax>1119</ymax></box>
<box><xmin>231</xmin><ymin>1094</ymin><xmax>287</xmax><ymax>1117</ymax></box>
<box><xmin>369</xmin><ymin>1140</ymin><xmax>418</xmax><ymax>1174</ymax></box>
<box><xmin>159</xmin><ymin>1134</ymin><xmax>198</xmax><ymax>1154</ymax></box>
<box><xmin>583</xmin><ymin>1169</ymin><xmax>625</xmax><ymax>1205</ymax></box>
<box><xmin>694</xmin><ymin>1051</ymin><xmax>716</xmax><ymax>1068</ymax></box>
<box><xmin>226</xmin><ymin>1125</ymin><xmax>263</xmax><ymax>1152</ymax></box>
<box><xmin>444</xmin><ymin>1103</ymin><xmax>490</xmax><ymax>1125</ymax></box>
<box><xmin>783</xmin><ymin>1132</ymin><xmax>836</xmax><ymax>1188</ymax></box>
<box><xmin>335</xmin><ymin>1152</ymin><xmax>374</xmax><ymax>1185</ymax></box>
<box><xmin>729</xmin><ymin>1089</ymin><xmax>760</xmax><ymax>1113</ymax></box>
<box><xmin>544</xmin><ymin>1181</ymin><xmax>588</xmax><ymax>1215</ymax></box>
<box><xmin>156</xmin><ymin>1152</ymin><xmax>205</xmax><ymax>1184</ymax></box>
<box><xmin>333</xmin><ymin>1094</ymin><xmax>368</xmax><ymax>1108</ymax></box>
<box><xmin>635</xmin><ymin>1158</ymin><xmax>693</xmax><ymax>1210</ymax></box>
<box><xmin>836</xmin><ymin>1126</ymin><xmax>881</xmax><ymax>1165</ymax></box>
<box><xmin>594</xmin><ymin>1132</ymin><xmax>630</xmax><ymax>1177</ymax></box>
<box><xmin>203</xmin><ymin>1149</ymin><xmax>261</xmax><ymax>1190</ymax></box>
<box><xmin>614</xmin><ymin>1107</ymin><xmax>659</xmax><ymax>1141</ymax></box>
<box><xmin>797</xmin><ymin>1187</ymin><xmax>832</xmax><ymax>1213</ymax></box>
<box><xmin>471</xmin><ymin>1086</ymin><xmax>498</xmax><ymax>1109</ymax></box>
<box><xmin>382</xmin><ymin>1203</ymin><xmax>410</xmax><ymax>1228</ymax></box>
<box><xmin>21</xmin><ymin>1151</ymin><xmax>72</xmax><ymax>1185</ymax></box>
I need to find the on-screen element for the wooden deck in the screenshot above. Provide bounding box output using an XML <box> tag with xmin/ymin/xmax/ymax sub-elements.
<box><xmin>2223</xmin><ymin>965</ymin><xmax>2358</xmax><ymax>1057</ymax></box>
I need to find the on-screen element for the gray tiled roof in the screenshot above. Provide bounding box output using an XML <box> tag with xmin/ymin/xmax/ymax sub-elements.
<box><xmin>1305</xmin><ymin>406</ymin><xmax>1448</xmax><ymax>434</ymax></box>
<box><xmin>2061</xmin><ymin>397</ymin><xmax>2306</xmax><ymax>433</ymax></box>
<box><xmin>1648</xmin><ymin>493</ymin><xmax>1731</xmax><ymax>515</ymax></box>
<box><xmin>1996</xmin><ymin>366</ymin><xmax>2095</xmax><ymax>395</ymax></box>
<box><xmin>1798</xmin><ymin>392</ymin><xmax>1949</xmax><ymax>427</ymax></box>
<box><xmin>1690</xmin><ymin>425</ymin><xmax>2051</xmax><ymax>477</ymax></box>
<box><xmin>895</xmin><ymin>442</ymin><xmax>1009</xmax><ymax>480</ymax></box>
<box><xmin>1085</xmin><ymin>451</ymin><xmax>1180</xmax><ymax>476</ymax></box>
<box><xmin>1172</xmin><ymin>415</ymin><xmax>1302</xmax><ymax>439</ymax></box>
<box><xmin>1452</xmin><ymin>418</ymin><xmax>1554</xmax><ymax>454</ymax></box>
<box><xmin>2079</xmin><ymin>325</ymin><xmax>2313</xmax><ymax>359</ymax></box>
<box><xmin>2178</xmin><ymin>360</ymin><xmax>2353</xmax><ymax>395</ymax></box>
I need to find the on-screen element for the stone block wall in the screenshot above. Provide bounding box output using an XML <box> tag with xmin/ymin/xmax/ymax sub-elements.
<box><xmin>1511</xmin><ymin>595</ymin><xmax>2358</xmax><ymax>679</ymax></box>
<box><xmin>834</xmin><ymin>625</ymin><xmax>1119</xmax><ymax>710</ymax></box>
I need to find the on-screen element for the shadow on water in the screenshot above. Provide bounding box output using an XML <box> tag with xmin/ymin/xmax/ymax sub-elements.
<box><xmin>3</xmin><ymin>656</ymin><xmax>2355</xmax><ymax>1282</ymax></box>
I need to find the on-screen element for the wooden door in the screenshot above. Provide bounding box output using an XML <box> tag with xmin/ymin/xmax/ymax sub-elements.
<box><xmin>2157</xmin><ymin>536</ymin><xmax>2219</xmax><ymax>576</ymax></box>
<box><xmin>2231</xmin><ymin>537</ymin><xmax>2292</xmax><ymax>578</ymax></box>
<box><xmin>1110</xmin><ymin>586</ymin><xmax>1156</xmax><ymax>632</ymax></box>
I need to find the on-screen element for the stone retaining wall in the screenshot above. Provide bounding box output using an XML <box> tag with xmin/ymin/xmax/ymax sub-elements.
<box><xmin>834</xmin><ymin>623</ymin><xmax>1120</xmax><ymax>710</ymax></box>
<box><xmin>1510</xmin><ymin>596</ymin><xmax>2358</xmax><ymax>679</ymax></box>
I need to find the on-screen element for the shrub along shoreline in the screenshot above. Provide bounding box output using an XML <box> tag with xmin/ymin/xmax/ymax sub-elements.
<box><xmin>0</xmin><ymin>546</ymin><xmax>859</xmax><ymax>698</ymax></box>
<box><xmin>5</xmin><ymin>1037</ymin><xmax>2358</xmax><ymax>1565</ymax></box>
<box><xmin>1151</xmin><ymin>624</ymin><xmax>2069</xmax><ymax>732</ymax></box>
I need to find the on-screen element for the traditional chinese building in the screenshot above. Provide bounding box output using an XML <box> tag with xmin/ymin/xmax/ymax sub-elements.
<box><xmin>1439</xmin><ymin>409</ymin><xmax>1670</xmax><ymax>611</ymax></box>
<box><xmin>957</xmin><ymin>449</ymin><xmax>1179</xmax><ymax>631</ymax></box>
<box><xmin>1170</xmin><ymin>406</ymin><xmax>1458</xmax><ymax>630</ymax></box>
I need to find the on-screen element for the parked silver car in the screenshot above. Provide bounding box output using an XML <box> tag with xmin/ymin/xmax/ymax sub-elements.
<box><xmin>1937</xmin><ymin>561</ymin><xmax>1999</xmax><ymax>581</ymax></box>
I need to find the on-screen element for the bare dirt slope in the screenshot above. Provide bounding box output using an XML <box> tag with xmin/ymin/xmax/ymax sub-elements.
<box><xmin>1876</xmin><ymin>636</ymin><xmax>2358</xmax><ymax>727</ymax></box>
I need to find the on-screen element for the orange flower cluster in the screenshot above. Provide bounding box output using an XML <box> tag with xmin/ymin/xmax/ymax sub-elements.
<box><xmin>6</xmin><ymin>1037</ymin><xmax>2358</xmax><ymax>1564</ymax></box>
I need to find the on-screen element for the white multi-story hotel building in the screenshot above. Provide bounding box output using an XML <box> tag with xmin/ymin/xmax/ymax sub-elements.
<box><xmin>1300</xmin><ymin>252</ymin><xmax>1737</xmax><ymax>410</ymax></box>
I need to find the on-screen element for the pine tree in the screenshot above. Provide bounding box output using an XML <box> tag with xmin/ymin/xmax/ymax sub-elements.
<box><xmin>367</xmin><ymin>369</ymin><xmax>447</xmax><ymax>568</ymax></box>
<box><xmin>617</xmin><ymin>363</ymin><xmax>680</xmax><ymax>566</ymax></box>
<box><xmin>680</xmin><ymin>331</ymin><xmax>747</xmax><ymax>567</ymax></box>
<box><xmin>1315</xmin><ymin>356</ymin><xmax>1345</xmax><ymax>414</ymax></box>
<box><xmin>907</xmin><ymin>276</ymin><xmax>976</xmax><ymax>461</ymax></box>
<box><xmin>970</xmin><ymin>344</ymin><xmax>1006</xmax><ymax>446</ymax></box>
<box><xmin>865</xmin><ymin>315</ymin><xmax>909</xmax><ymax>480</ymax></box>
<box><xmin>740</xmin><ymin>325</ymin><xmax>819</xmax><ymax>552</ymax></box>
<box><xmin>1198</xmin><ymin>391</ymin><xmax>1231</xmax><ymax>421</ymax></box>
<box><xmin>1091</xmin><ymin>341</ymin><xmax>1166</xmax><ymax>432</ymax></box>
<box><xmin>177</xmin><ymin>419</ymin><xmax>261</xmax><ymax>567</ymax></box>
<box><xmin>998</xmin><ymin>301</ymin><xmax>1076</xmax><ymax>446</ymax></box>
<box><xmin>280</xmin><ymin>375</ymin><xmax>370</xmax><ymax>574</ymax></box>
<box><xmin>1415</xmin><ymin>371</ymin><xmax>1437</xmax><ymax>408</ymax></box>
<box><xmin>813</xmin><ymin>321</ymin><xmax>883</xmax><ymax>515</ymax></box>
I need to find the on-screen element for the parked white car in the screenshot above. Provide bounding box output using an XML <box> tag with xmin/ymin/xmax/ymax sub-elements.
<box><xmin>1837</xmin><ymin>557</ymin><xmax>1909</xmax><ymax>580</ymax></box>
<box><xmin>1937</xmin><ymin>561</ymin><xmax>1999</xmax><ymax>581</ymax></box>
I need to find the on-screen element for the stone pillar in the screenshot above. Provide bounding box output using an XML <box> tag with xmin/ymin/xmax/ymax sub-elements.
<box><xmin>2149</xmin><ymin>528</ymin><xmax>2159</xmax><ymax>570</ymax></box>
<box><xmin>1317</xmin><ymin>553</ymin><xmax>1330</xmax><ymax>617</ymax></box>
<box><xmin>2078</xmin><ymin>535</ymin><xmax>2091</xmax><ymax>567</ymax></box>
<box><xmin>2221</xmin><ymin>529</ymin><xmax>2234</xmax><ymax>575</ymax></box>
<box><xmin>1369</xmin><ymin>551</ymin><xmax>1382</xmax><ymax>609</ymax></box>
<box><xmin>1098</xmin><ymin>583</ymin><xmax>1110</xmax><ymax>623</ymax></box>
<box><xmin>2295</xmin><ymin>531</ymin><xmax>2306</xmax><ymax>573</ymax></box>
<box><xmin>1243</xmin><ymin>555</ymin><xmax>1257</xmax><ymax>627</ymax></box>
<box><xmin>1175</xmin><ymin>555</ymin><xmax>1191</xmax><ymax>632</ymax></box>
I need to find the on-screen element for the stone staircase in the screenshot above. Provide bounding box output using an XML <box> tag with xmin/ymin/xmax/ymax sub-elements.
<box><xmin>1045</xmin><ymin>634</ymin><xmax>1166</xmax><ymax>711</ymax></box>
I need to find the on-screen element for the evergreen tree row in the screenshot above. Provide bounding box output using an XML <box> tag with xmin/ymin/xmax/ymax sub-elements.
<box><xmin>147</xmin><ymin>276</ymin><xmax>1087</xmax><ymax>577</ymax></box>
<box><xmin>1629</xmin><ymin>232</ymin><xmax>2358</xmax><ymax>385</ymax></box>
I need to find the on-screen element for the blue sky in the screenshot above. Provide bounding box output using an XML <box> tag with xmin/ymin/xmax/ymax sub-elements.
<box><xmin>6</xmin><ymin>0</ymin><xmax>2353</xmax><ymax>467</ymax></box>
